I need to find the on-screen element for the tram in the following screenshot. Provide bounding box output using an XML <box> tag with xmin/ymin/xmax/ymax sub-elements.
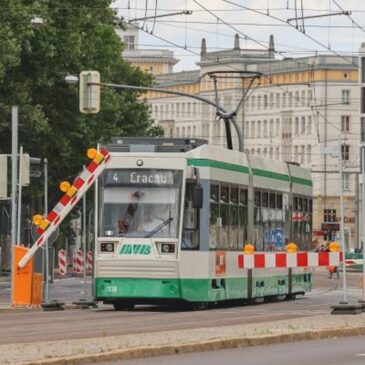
<box><xmin>94</xmin><ymin>138</ymin><xmax>312</xmax><ymax>310</ymax></box>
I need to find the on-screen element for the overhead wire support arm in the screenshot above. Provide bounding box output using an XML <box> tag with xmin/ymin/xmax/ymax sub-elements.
<box><xmin>287</xmin><ymin>11</ymin><xmax>351</xmax><ymax>23</ymax></box>
<box><xmin>89</xmin><ymin>81</ymin><xmax>243</xmax><ymax>151</ymax></box>
<box><xmin>126</xmin><ymin>10</ymin><xmax>192</xmax><ymax>23</ymax></box>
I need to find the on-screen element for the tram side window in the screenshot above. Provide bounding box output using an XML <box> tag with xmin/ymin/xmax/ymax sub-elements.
<box><xmin>210</xmin><ymin>184</ymin><xmax>220</xmax><ymax>249</ymax></box>
<box><xmin>254</xmin><ymin>189</ymin><xmax>263</xmax><ymax>251</ymax></box>
<box><xmin>239</xmin><ymin>188</ymin><xmax>248</xmax><ymax>250</ymax></box>
<box><xmin>277</xmin><ymin>193</ymin><xmax>283</xmax><ymax>209</ymax></box>
<box><xmin>269</xmin><ymin>193</ymin><xmax>276</xmax><ymax>209</ymax></box>
<box><xmin>262</xmin><ymin>192</ymin><xmax>268</xmax><ymax>207</ymax></box>
<box><xmin>182</xmin><ymin>182</ymin><xmax>200</xmax><ymax>250</ymax></box>
<box><xmin>220</xmin><ymin>185</ymin><xmax>230</xmax><ymax>249</ymax></box>
<box><xmin>229</xmin><ymin>186</ymin><xmax>239</xmax><ymax>250</ymax></box>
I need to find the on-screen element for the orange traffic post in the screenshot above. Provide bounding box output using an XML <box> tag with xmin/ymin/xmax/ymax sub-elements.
<box><xmin>12</xmin><ymin>245</ymin><xmax>42</xmax><ymax>307</ymax></box>
<box><xmin>12</xmin><ymin>246</ymin><xmax>33</xmax><ymax>307</ymax></box>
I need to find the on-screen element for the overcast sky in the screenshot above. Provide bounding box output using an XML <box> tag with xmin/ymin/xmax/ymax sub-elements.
<box><xmin>115</xmin><ymin>0</ymin><xmax>365</xmax><ymax>71</ymax></box>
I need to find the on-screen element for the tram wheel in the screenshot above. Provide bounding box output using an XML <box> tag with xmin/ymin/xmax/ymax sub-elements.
<box><xmin>191</xmin><ymin>302</ymin><xmax>208</xmax><ymax>311</ymax></box>
<box><xmin>113</xmin><ymin>303</ymin><xmax>135</xmax><ymax>311</ymax></box>
<box><xmin>286</xmin><ymin>294</ymin><xmax>296</xmax><ymax>300</ymax></box>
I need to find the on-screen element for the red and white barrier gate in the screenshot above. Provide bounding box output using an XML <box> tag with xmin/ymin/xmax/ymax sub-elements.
<box><xmin>72</xmin><ymin>250</ymin><xmax>93</xmax><ymax>274</ymax></box>
<box><xmin>87</xmin><ymin>251</ymin><xmax>93</xmax><ymax>273</ymax></box>
<box><xmin>18</xmin><ymin>148</ymin><xmax>111</xmax><ymax>269</ymax></box>
<box><xmin>73</xmin><ymin>250</ymin><xmax>84</xmax><ymax>274</ymax></box>
<box><xmin>58</xmin><ymin>249</ymin><xmax>67</xmax><ymax>276</ymax></box>
<box><xmin>237</xmin><ymin>251</ymin><xmax>343</xmax><ymax>269</ymax></box>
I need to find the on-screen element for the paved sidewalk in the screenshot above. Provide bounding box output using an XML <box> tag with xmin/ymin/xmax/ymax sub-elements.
<box><xmin>0</xmin><ymin>313</ymin><xmax>364</xmax><ymax>365</ymax></box>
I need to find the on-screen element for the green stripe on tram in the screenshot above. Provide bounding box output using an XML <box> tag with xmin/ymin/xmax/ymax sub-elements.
<box><xmin>251</xmin><ymin>168</ymin><xmax>290</xmax><ymax>182</ymax></box>
<box><xmin>187</xmin><ymin>158</ymin><xmax>249</xmax><ymax>174</ymax></box>
<box><xmin>291</xmin><ymin>176</ymin><xmax>313</xmax><ymax>186</ymax></box>
<box><xmin>187</xmin><ymin>158</ymin><xmax>312</xmax><ymax>187</ymax></box>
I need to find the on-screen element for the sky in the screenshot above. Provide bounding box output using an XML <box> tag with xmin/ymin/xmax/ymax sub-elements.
<box><xmin>115</xmin><ymin>0</ymin><xmax>365</xmax><ymax>72</ymax></box>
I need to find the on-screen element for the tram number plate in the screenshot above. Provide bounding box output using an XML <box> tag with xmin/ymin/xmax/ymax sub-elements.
<box><xmin>106</xmin><ymin>286</ymin><xmax>117</xmax><ymax>294</ymax></box>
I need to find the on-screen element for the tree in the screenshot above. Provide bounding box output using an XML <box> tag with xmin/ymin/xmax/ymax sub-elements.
<box><xmin>0</xmin><ymin>0</ymin><xmax>161</xmax><ymax>205</ymax></box>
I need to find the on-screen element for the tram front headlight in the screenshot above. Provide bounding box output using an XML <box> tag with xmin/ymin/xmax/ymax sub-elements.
<box><xmin>160</xmin><ymin>243</ymin><xmax>175</xmax><ymax>254</ymax></box>
<box><xmin>101</xmin><ymin>242</ymin><xmax>115</xmax><ymax>253</ymax></box>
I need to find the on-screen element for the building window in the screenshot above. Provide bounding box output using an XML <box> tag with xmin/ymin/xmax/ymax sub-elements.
<box><xmin>176</xmin><ymin>127</ymin><xmax>180</xmax><ymax>137</ymax></box>
<box><xmin>301</xmin><ymin>116</ymin><xmax>306</xmax><ymax>133</ymax></box>
<box><xmin>269</xmin><ymin>93</ymin><xmax>273</xmax><ymax>107</ymax></box>
<box><xmin>257</xmin><ymin>95</ymin><xmax>262</xmax><ymax>110</ymax></box>
<box><xmin>288</xmin><ymin>92</ymin><xmax>293</xmax><ymax>107</ymax></box>
<box><xmin>294</xmin><ymin>145</ymin><xmax>298</xmax><ymax>161</ymax></box>
<box><xmin>324</xmin><ymin>209</ymin><xmax>336</xmax><ymax>223</ymax></box>
<box><xmin>307</xmin><ymin>145</ymin><xmax>312</xmax><ymax>164</ymax></box>
<box><xmin>295</xmin><ymin>117</ymin><xmax>299</xmax><ymax>134</ymax></box>
<box><xmin>123</xmin><ymin>35</ymin><xmax>135</xmax><ymax>50</ymax></box>
<box><xmin>263</xmin><ymin>120</ymin><xmax>268</xmax><ymax>137</ymax></box>
<box><xmin>263</xmin><ymin>94</ymin><xmax>268</xmax><ymax>109</ymax></box>
<box><xmin>301</xmin><ymin>145</ymin><xmax>305</xmax><ymax>163</ymax></box>
<box><xmin>276</xmin><ymin>147</ymin><xmax>280</xmax><ymax>160</ymax></box>
<box><xmin>252</xmin><ymin>121</ymin><xmax>255</xmax><ymax>138</ymax></box>
<box><xmin>341</xmin><ymin>116</ymin><xmax>350</xmax><ymax>132</ymax></box>
<box><xmin>307</xmin><ymin>116</ymin><xmax>312</xmax><ymax>134</ymax></box>
<box><xmin>282</xmin><ymin>93</ymin><xmax>286</xmax><ymax>107</ymax></box>
<box><xmin>295</xmin><ymin>91</ymin><xmax>299</xmax><ymax>107</ymax></box>
<box><xmin>342</xmin><ymin>89</ymin><xmax>350</xmax><ymax>104</ymax></box>
<box><xmin>341</xmin><ymin>144</ymin><xmax>350</xmax><ymax>161</ymax></box>
<box><xmin>276</xmin><ymin>93</ymin><xmax>280</xmax><ymax>108</ymax></box>
<box><xmin>257</xmin><ymin>121</ymin><xmax>261</xmax><ymax>138</ymax></box>
<box><xmin>269</xmin><ymin>119</ymin><xmax>273</xmax><ymax>137</ymax></box>
<box><xmin>343</xmin><ymin>173</ymin><xmax>350</xmax><ymax>190</ymax></box>
<box><xmin>276</xmin><ymin>118</ymin><xmax>280</xmax><ymax>137</ymax></box>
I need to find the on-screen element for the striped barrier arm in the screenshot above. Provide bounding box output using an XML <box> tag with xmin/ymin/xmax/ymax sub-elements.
<box><xmin>237</xmin><ymin>251</ymin><xmax>343</xmax><ymax>269</ymax></box>
<box><xmin>18</xmin><ymin>148</ymin><xmax>111</xmax><ymax>269</ymax></box>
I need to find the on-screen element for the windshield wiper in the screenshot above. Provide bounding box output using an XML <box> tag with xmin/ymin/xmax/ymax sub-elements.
<box><xmin>144</xmin><ymin>217</ymin><xmax>174</xmax><ymax>238</ymax></box>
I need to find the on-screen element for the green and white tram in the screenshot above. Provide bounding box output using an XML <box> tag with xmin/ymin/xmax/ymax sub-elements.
<box><xmin>94</xmin><ymin>138</ymin><xmax>312</xmax><ymax>310</ymax></box>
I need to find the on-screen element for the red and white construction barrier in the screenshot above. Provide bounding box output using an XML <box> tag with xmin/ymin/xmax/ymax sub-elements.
<box><xmin>87</xmin><ymin>251</ymin><xmax>93</xmax><ymax>273</ymax></box>
<box><xmin>238</xmin><ymin>251</ymin><xmax>343</xmax><ymax>269</ymax></box>
<box><xmin>58</xmin><ymin>249</ymin><xmax>67</xmax><ymax>276</ymax></box>
<box><xmin>18</xmin><ymin>148</ymin><xmax>111</xmax><ymax>269</ymax></box>
<box><xmin>73</xmin><ymin>249</ymin><xmax>84</xmax><ymax>274</ymax></box>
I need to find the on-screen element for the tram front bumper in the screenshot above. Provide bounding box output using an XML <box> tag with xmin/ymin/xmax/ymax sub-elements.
<box><xmin>95</xmin><ymin>277</ymin><xmax>181</xmax><ymax>300</ymax></box>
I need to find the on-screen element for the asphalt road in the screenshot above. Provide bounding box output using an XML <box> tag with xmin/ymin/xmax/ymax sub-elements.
<box><xmin>0</xmin><ymin>271</ymin><xmax>363</xmax><ymax>345</ymax></box>
<box><xmin>96</xmin><ymin>336</ymin><xmax>365</xmax><ymax>365</ymax></box>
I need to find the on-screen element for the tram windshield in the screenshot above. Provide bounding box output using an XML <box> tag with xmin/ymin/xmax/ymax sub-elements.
<box><xmin>99</xmin><ymin>169</ymin><xmax>183</xmax><ymax>238</ymax></box>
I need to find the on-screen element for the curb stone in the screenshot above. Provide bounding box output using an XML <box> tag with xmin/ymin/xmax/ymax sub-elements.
<box><xmin>18</xmin><ymin>326</ymin><xmax>365</xmax><ymax>365</ymax></box>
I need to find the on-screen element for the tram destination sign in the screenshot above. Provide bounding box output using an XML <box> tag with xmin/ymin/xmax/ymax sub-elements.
<box><xmin>105</xmin><ymin>169</ymin><xmax>180</xmax><ymax>186</ymax></box>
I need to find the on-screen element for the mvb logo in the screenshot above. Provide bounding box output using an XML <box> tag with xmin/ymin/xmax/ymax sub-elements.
<box><xmin>120</xmin><ymin>244</ymin><xmax>151</xmax><ymax>255</ymax></box>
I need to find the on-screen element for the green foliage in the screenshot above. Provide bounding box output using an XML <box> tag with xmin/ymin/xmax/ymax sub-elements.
<box><xmin>0</xmin><ymin>0</ymin><xmax>160</xmax><ymax>205</ymax></box>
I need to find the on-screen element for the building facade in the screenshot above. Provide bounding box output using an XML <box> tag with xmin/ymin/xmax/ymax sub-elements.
<box><xmin>127</xmin><ymin>30</ymin><xmax>360</xmax><ymax>249</ymax></box>
<box><xmin>116</xmin><ymin>24</ymin><xmax>178</xmax><ymax>76</ymax></box>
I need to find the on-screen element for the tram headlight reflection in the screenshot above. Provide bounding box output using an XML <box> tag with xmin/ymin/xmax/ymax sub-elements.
<box><xmin>160</xmin><ymin>243</ymin><xmax>175</xmax><ymax>254</ymax></box>
<box><xmin>101</xmin><ymin>242</ymin><xmax>115</xmax><ymax>253</ymax></box>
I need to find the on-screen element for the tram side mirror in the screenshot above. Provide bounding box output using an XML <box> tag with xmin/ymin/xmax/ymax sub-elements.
<box><xmin>193</xmin><ymin>184</ymin><xmax>203</xmax><ymax>209</ymax></box>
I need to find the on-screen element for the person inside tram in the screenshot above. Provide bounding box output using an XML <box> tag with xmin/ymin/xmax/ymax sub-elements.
<box><xmin>117</xmin><ymin>216</ymin><xmax>131</xmax><ymax>236</ymax></box>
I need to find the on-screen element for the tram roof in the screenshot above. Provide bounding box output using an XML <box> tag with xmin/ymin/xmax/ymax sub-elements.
<box><xmin>108</xmin><ymin>137</ymin><xmax>208</xmax><ymax>153</ymax></box>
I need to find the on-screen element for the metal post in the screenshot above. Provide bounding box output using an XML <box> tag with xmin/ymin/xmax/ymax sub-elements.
<box><xmin>82</xmin><ymin>165</ymin><xmax>87</xmax><ymax>300</ymax></box>
<box><xmin>361</xmin><ymin>142</ymin><xmax>365</xmax><ymax>302</ymax></box>
<box><xmin>44</xmin><ymin>158</ymin><xmax>49</xmax><ymax>302</ymax></box>
<box><xmin>338</xmin><ymin>138</ymin><xmax>347</xmax><ymax>304</ymax></box>
<box><xmin>16</xmin><ymin>146</ymin><xmax>23</xmax><ymax>244</ymax></box>
<box><xmin>10</xmin><ymin>106</ymin><xmax>18</xmax><ymax>305</ymax></box>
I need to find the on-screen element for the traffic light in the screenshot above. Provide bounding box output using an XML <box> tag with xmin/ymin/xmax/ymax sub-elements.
<box><xmin>79</xmin><ymin>71</ymin><xmax>100</xmax><ymax>113</ymax></box>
